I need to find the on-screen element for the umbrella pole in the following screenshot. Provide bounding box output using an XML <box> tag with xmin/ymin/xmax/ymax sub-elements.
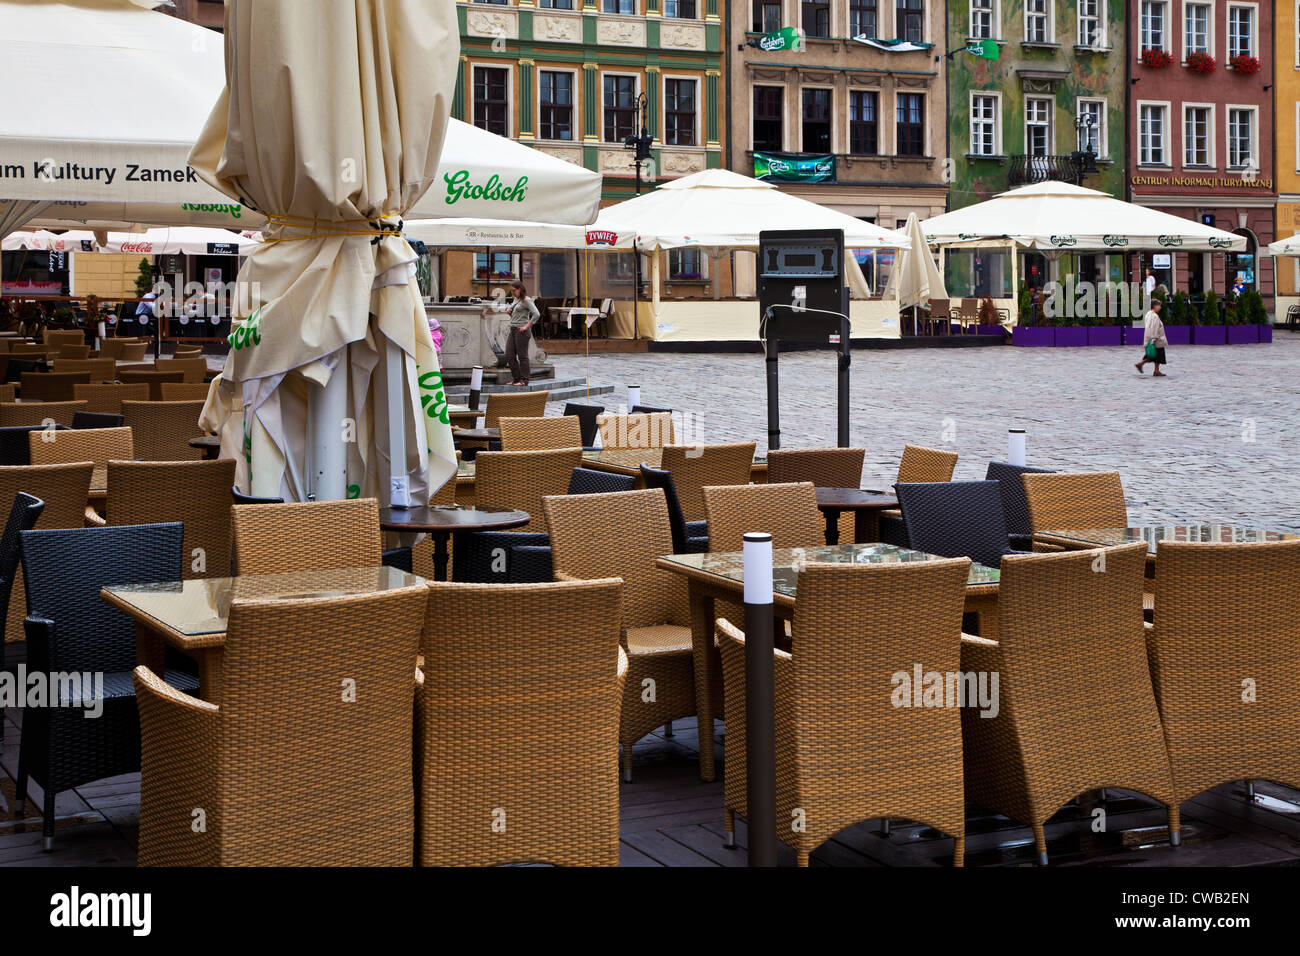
<box><xmin>383</xmin><ymin>340</ymin><xmax>410</xmax><ymax>508</ymax></box>
<box><xmin>308</xmin><ymin>353</ymin><xmax>348</xmax><ymax>501</ymax></box>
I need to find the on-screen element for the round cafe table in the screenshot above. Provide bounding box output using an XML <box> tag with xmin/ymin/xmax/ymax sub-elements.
<box><xmin>452</xmin><ymin>427</ymin><xmax>500</xmax><ymax>443</ymax></box>
<box><xmin>379</xmin><ymin>504</ymin><xmax>529</xmax><ymax>581</ymax></box>
<box><xmin>188</xmin><ymin>435</ymin><xmax>222</xmax><ymax>460</ymax></box>
<box><xmin>814</xmin><ymin>488</ymin><xmax>899</xmax><ymax>545</ymax></box>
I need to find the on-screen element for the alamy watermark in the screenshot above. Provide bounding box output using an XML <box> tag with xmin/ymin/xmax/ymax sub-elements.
<box><xmin>0</xmin><ymin>666</ymin><xmax>105</xmax><ymax>719</ymax></box>
<box><xmin>891</xmin><ymin>663</ymin><xmax>1000</xmax><ymax>718</ymax></box>
<box><xmin>1042</xmin><ymin>276</ymin><xmax>1148</xmax><ymax>322</ymax></box>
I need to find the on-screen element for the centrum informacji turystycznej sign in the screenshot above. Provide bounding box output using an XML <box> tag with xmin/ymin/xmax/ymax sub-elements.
<box><xmin>753</xmin><ymin>152</ymin><xmax>836</xmax><ymax>184</ymax></box>
<box><xmin>757</xmin><ymin>27</ymin><xmax>801</xmax><ymax>52</ymax></box>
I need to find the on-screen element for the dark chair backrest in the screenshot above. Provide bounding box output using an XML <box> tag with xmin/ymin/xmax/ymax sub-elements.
<box><xmin>232</xmin><ymin>487</ymin><xmax>283</xmax><ymax>505</ymax></box>
<box><xmin>896</xmin><ymin>480</ymin><xmax>1011</xmax><ymax>570</ymax></box>
<box><xmin>984</xmin><ymin>461</ymin><xmax>1055</xmax><ymax>537</ymax></box>
<box><xmin>562</xmin><ymin>402</ymin><xmax>605</xmax><ymax>448</ymax></box>
<box><xmin>20</xmin><ymin>522</ymin><xmax>183</xmax><ymax>673</ymax></box>
<box><xmin>0</xmin><ymin>424</ymin><xmax>69</xmax><ymax>466</ymax></box>
<box><xmin>567</xmin><ymin>467</ymin><xmax>637</xmax><ymax>496</ymax></box>
<box><xmin>0</xmin><ymin>492</ymin><xmax>43</xmax><ymax>643</ymax></box>
<box><xmin>4</xmin><ymin>357</ymin><xmax>46</xmax><ymax>383</ymax></box>
<box><xmin>630</xmin><ymin>404</ymin><xmax>673</xmax><ymax>416</ymax></box>
<box><xmin>72</xmin><ymin>411</ymin><xmax>126</xmax><ymax>430</ymax></box>
<box><xmin>639</xmin><ymin>463</ymin><xmax>691</xmax><ymax>554</ymax></box>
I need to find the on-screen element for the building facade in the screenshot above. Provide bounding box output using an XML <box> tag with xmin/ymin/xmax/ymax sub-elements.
<box><xmin>945</xmin><ymin>0</ymin><xmax>1127</xmax><ymax>209</ymax></box>
<box><xmin>1274</xmin><ymin>0</ymin><xmax>1299</xmax><ymax>314</ymax></box>
<box><xmin>728</xmin><ymin>0</ymin><xmax>950</xmax><ymax>227</ymax></box>
<box><xmin>1125</xmin><ymin>0</ymin><xmax>1274</xmax><ymax>303</ymax></box>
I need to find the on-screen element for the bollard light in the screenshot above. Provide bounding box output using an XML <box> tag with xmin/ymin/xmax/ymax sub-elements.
<box><xmin>468</xmin><ymin>366</ymin><xmax>483</xmax><ymax>412</ymax></box>
<box><xmin>1008</xmin><ymin>428</ymin><xmax>1026</xmax><ymax>467</ymax></box>
<box><xmin>627</xmin><ymin>384</ymin><xmax>641</xmax><ymax>411</ymax></box>
<box><xmin>741</xmin><ymin>531</ymin><xmax>777</xmax><ymax>867</ymax></box>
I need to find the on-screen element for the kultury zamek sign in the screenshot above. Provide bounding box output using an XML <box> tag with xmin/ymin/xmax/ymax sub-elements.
<box><xmin>757</xmin><ymin>27</ymin><xmax>801</xmax><ymax>52</ymax></box>
<box><xmin>753</xmin><ymin>152</ymin><xmax>836</xmax><ymax>184</ymax></box>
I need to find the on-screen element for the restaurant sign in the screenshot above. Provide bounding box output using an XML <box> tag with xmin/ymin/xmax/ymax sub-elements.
<box><xmin>754</xmin><ymin>151</ymin><xmax>836</xmax><ymax>184</ymax></box>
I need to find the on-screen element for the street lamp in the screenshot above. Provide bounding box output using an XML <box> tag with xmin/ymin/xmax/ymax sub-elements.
<box><xmin>1070</xmin><ymin>114</ymin><xmax>1099</xmax><ymax>186</ymax></box>
<box><xmin>622</xmin><ymin>91</ymin><xmax>653</xmax><ymax>195</ymax></box>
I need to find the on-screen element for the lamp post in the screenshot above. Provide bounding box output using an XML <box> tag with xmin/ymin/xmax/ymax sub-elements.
<box><xmin>622</xmin><ymin>91</ymin><xmax>653</xmax><ymax>196</ymax></box>
<box><xmin>1070</xmin><ymin>114</ymin><xmax>1099</xmax><ymax>187</ymax></box>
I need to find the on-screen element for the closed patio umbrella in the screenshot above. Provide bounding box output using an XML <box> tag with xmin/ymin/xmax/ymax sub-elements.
<box><xmin>887</xmin><ymin>212</ymin><xmax>948</xmax><ymax>308</ymax></box>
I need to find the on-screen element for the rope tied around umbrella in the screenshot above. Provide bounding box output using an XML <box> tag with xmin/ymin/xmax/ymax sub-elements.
<box><xmin>260</xmin><ymin>213</ymin><xmax>406</xmax><ymax>244</ymax></box>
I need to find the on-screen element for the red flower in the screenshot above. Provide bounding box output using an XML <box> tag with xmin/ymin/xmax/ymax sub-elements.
<box><xmin>1186</xmin><ymin>51</ymin><xmax>1217</xmax><ymax>75</ymax></box>
<box><xmin>1229</xmin><ymin>54</ymin><xmax>1260</xmax><ymax>75</ymax></box>
<box><xmin>1140</xmin><ymin>48</ymin><xmax>1173</xmax><ymax>69</ymax></box>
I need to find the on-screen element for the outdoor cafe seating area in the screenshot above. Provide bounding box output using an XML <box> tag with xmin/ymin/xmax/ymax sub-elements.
<box><xmin>2</xmin><ymin>386</ymin><xmax>1298</xmax><ymax>868</ymax></box>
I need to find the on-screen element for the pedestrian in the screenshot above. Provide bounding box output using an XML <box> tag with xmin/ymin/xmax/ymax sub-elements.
<box><xmin>427</xmin><ymin>314</ymin><xmax>443</xmax><ymax>358</ymax></box>
<box><xmin>1135</xmin><ymin>297</ymin><xmax>1168</xmax><ymax>378</ymax></box>
<box><xmin>135</xmin><ymin>291</ymin><xmax>156</xmax><ymax>330</ymax></box>
<box><xmin>505</xmin><ymin>280</ymin><xmax>538</xmax><ymax>386</ymax></box>
<box><xmin>1230</xmin><ymin>275</ymin><xmax>1246</xmax><ymax>296</ymax></box>
<box><xmin>1143</xmin><ymin>268</ymin><xmax>1156</xmax><ymax>302</ymax></box>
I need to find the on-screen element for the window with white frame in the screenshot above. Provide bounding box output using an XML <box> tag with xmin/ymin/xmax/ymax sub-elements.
<box><xmin>603</xmin><ymin>0</ymin><xmax>635</xmax><ymax>13</ymax></box>
<box><xmin>1140</xmin><ymin>1</ymin><xmax>1167</xmax><ymax>50</ymax></box>
<box><xmin>1228</xmin><ymin>5</ymin><xmax>1255</xmax><ymax>58</ymax></box>
<box><xmin>1078</xmin><ymin>0</ymin><xmax>1102</xmax><ymax>46</ymax></box>
<box><xmin>1183</xmin><ymin>3</ymin><xmax>1209</xmax><ymax>54</ymax></box>
<box><xmin>971</xmin><ymin>94</ymin><xmax>999</xmax><ymax>155</ymax></box>
<box><xmin>850</xmin><ymin>0</ymin><xmax>878</xmax><ymax>38</ymax></box>
<box><xmin>1227</xmin><ymin>107</ymin><xmax>1256</xmax><ymax>168</ymax></box>
<box><xmin>664</xmin><ymin>0</ymin><xmax>696</xmax><ymax>17</ymax></box>
<box><xmin>1077</xmin><ymin>98</ymin><xmax>1106</xmax><ymax>157</ymax></box>
<box><xmin>897</xmin><ymin>0</ymin><xmax>925</xmax><ymax>44</ymax></box>
<box><xmin>1139</xmin><ymin>103</ymin><xmax>1168</xmax><ymax>164</ymax></box>
<box><xmin>668</xmin><ymin>248</ymin><xmax>704</xmax><ymax>280</ymax></box>
<box><xmin>1025</xmin><ymin>97</ymin><xmax>1052</xmax><ymax>155</ymax></box>
<box><xmin>1025</xmin><ymin>0</ymin><xmax>1050</xmax><ymax>42</ymax></box>
<box><xmin>1184</xmin><ymin>105</ymin><xmax>1212</xmax><ymax>165</ymax></box>
<box><xmin>849</xmin><ymin>91</ymin><xmax>879</xmax><ymax>154</ymax></box>
<box><xmin>970</xmin><ymin>0</ymin><xmax>994</xmax><ymax>39</ymax></box>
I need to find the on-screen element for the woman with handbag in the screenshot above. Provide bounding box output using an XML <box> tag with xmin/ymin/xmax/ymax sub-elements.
<box><xmin>1135</xmin><ymin>297</ymin><xmax>1168</xmax><ymax>378</ymax></box>
<box><xmin>505</xmin><ymin>281</ymin><xmax>539</xmax><ymax>386</ymax></box>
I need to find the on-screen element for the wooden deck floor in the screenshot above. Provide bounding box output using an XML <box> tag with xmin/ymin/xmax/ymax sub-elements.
<box><xmin>4</xmin><ymin>706</ymin><xmax>1299</xmax><ymax>867</ymax></box>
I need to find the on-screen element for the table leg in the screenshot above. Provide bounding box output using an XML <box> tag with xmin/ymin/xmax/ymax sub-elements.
<box><xmin>689</xmin><ymin>584</ymin><xmax>718</xmax><ymax>783</ymax></box>
<box><xmin>134</xmin><ymin>622</ymin><xmax>165</xmax><ymax>676</ymax></box>
<box><xmin>434</xmin><ymin>531</ymin><xmax>452</xmax><ymax>581</ymax></box>
<box><xmin>822</xmin><ymin>508</ymin><xmax>841</xmax><ymax>546</ymax></box>
<box><xmin>194</xmin><ymin>649</ymin><xmax>224</xmax><ymax>703</ymax></box>
<box><xmin>854</xmin><ymin>510</ymin><xmax>880</xmax><ymax>543</ymax></box>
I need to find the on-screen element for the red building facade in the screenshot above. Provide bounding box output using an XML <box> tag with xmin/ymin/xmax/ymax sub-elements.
<box><xmin>1126</xmin><ymin>0</ymin><xmax>1274</xmax><ymax>306</ymax></box>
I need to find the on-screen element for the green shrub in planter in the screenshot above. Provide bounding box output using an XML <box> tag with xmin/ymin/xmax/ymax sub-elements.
<box><xmin>1202</xmin><ymin>290</ymin><xmax>1218</xmax><ymax>325</ymax></box>
<box><xmin>1018</xmin><ymin>285</ymin><xmax>1034</xmax><ymax>326</ymax></box>
<box><xmin>134</xmin><ymin>257</ymin><xmax>155</xmax><ymax>298</ymax></box>
<box><xmin>53</xmin><ymin>306</ymin><xmax>74</xmax><ymax>324</ymax></box>
<box><xmin>1242</xmin><ymin>290</ymin><xmax>1268</xmax><ymax>324</ymax></box>
<box><xmin>1169</xmin><ymin>291</ymin><xmax>1188</xmax><ymax>325</ymax></box>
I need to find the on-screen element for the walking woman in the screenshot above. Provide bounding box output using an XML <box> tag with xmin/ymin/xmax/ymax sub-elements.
<box><xmin>505</xmin><ymin>281</ymin><xmax>539</xmax><ymax>386</ymax></box>
<box><xmin>1135</xmin><ymin>297</ymin><xmax>1168</xmax><ymax>378</ymax></box>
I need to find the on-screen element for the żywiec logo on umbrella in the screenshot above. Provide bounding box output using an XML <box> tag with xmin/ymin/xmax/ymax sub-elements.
<box><xmin>585</xmin><ymin>230</ymin><xmax>618</xmax><ymax>247</ymax></box>
<box><xmin>1049</xmin><ymin>235</ymin><xmax>1077</xmax><ymax>247</ymax></box>
<box><xmin>1103</xmin><ymin>235</ymin><xmax>1129</xmax><ymax>247</ymax></box>
<box><xmin>442</xmin><ymin>170</ymin><xmax>528</xmax><ymax>206</ymax></box>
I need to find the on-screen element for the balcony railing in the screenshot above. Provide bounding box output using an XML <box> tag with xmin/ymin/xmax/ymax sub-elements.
<box><xmin>1009</xmin><ymin>154</ymin><xmax>1078</xmax><ymax>187</ymax></box>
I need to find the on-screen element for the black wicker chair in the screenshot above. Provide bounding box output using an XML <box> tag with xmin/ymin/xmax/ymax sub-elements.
<box><xmin>984</xmin><ymin>461</ymin><xmax>1055</xmax><ymax>550</ymax></box>
<box><xmin>630</xmin><ymin>404</ymin><xmax>674</xmax><ymax>416</ymax></box>
<box><xmin>567</xmin><ymin>466</ymin><xmax>638</xmax><ymax>496</ymax></box>
<box><xmin>71</xmin><ymin>411</ymin><xmax>125</xmax><ymax>430</ymax></box>
<box><xmin>639</xmin><ymin>464</ymin><xmax>708</xmax><ymax>554</ymax></box>
<box><xmin>895</xmin><ymin>480</ymin><xmax>1025</xmax><ymax>570</ymax></box>
<box><xmin>231</xmin><ymin>487</ymin><xmax>412</xmax><ymax>571</ymax></box>
<box><xmin>0</xmin><ymin>493</ymin><xmax>43</xmax><ymax>743</ymax></box>
<box><xmin>562</xmin><ymin>402</ymin><xmax>605</xmax><ymax>450</ymax></box>
<box><xmin>231</xmin><ymin>486</ymin><xmax>281</xmax><ymax>506</ymax></box>
<box><xmin>0</xmin><ymin>425</ymin><xmax>69</xmax><ymax>466</ymax></box>
<box><xmin>15</xmin><ymin>521</ymin><xmax>197</xmax><ymax>850</ymax></box>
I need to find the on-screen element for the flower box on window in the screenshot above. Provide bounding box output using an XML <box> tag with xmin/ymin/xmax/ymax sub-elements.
<box><xmin>1185</xmin><ymin>52</ymin><xmax>1216</xmax><ymax>74</ymax></box>
<box><xmin>1228</xmin><ymin>54</ymin><xmax>1260</xmax><ymax>75</ymax></box>
<box><xmin>1140</xmin><ymin>48</ymin><xmax>1173</xmax><ymax>69</ymax></box>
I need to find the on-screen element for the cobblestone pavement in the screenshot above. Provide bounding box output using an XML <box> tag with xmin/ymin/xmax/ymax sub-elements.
<box><xmin>550</xmin><ymin>335</ymin><xmax>1300</xmax><ymax>532</ymax></box>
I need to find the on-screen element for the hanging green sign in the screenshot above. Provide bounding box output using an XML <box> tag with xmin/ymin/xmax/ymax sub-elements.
<box><xmin>966</xmin><ymin>38</ymin><xmax>999</xmax><ymax>60</ymax></box>
<box><xmin>753</xmin><ymin>152</ymin><xmax>836</xmax><ymax>184</ymax></box>
<box><xmin>757</xmin><ymin>27</ymin><xmax>801</xmax><ymax>52</ymax></box>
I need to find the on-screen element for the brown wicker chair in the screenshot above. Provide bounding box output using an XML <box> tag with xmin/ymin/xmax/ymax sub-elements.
<box><xmin>133</xmin><ymin>583</ymin><xmax>428</xmax><ymax>865</ymax></box>
<box><xmin>0</xmin><ymin>462</ymin><xmax>93</xmax><ymax>642</ymax></box>
<box><xmin>159</xmin><ymin>381</ymin><xmax>214</xmax><ymax>402</ymax></box>
<box><xmin>154</xmin><ymin>357</ymin><xmax>208</xmax><ymax>383</ymax></box>
<box><xmin>118</xmin><ymin>342</ymin><xmax>149</xmax><ymax>362</ymax></box>
<box><xmin>766</xmin><ymin>447</ymin><xmax>866</xmax><ymax>488</ymax></box>
<box><xmin>53</xmin><ymin>358</ymin><xmax>116</xmax><ymax>382</ymax></box>
<box><xmin>118</xmin><ymin>369</ymin><xmax>186</xmax><ymax>400</ymax></box>
<box><xmin>0</xmin><ymin>400</ymin><xmax>87</xmax><ymax>428</ymax></box>
<box><xmin>0</xmin><ymin>384</ymin><xmax>14</xmax><ymax>405</ymax></box>
<box><xmin>703</xmin><ymin>481</ymin><xmax>824</xmax><ymax>553</ymax></box>
<box><xmin>98</xmin><ymin>338</ymin><xmax>142</xmax><ymax>360</ymax></box>
<box><xmin>55</xmin><ymin>343</ymin><xmax>91</xmax><ymax>360</ymax></box>
<box><xmin>416</xmin><ymin>578</ymin><xmax>627</xmax><ymax>866</ymax></box>
<box><xmin>961</xmin><ymin>541</ymin><xmax>1178</xmax><ymax>865</ymax></box>
<box><xmin>497</xmin><ymin>415</ymin><xmax>582</xmax><ymax>451</ymax></box>
<box><xmin>544</xmin><ymin>488</ymin><xmax>697</xmax><ymax>781</ymax></box>
<box><xmin>596</xmin><ymin>411</ymin><xmax>674</xmax><ymax>450</ymax></box>
<box><xmin>231</xmin><ymin>497</ymin><xmax>383</xmax><ymax>574</ymax></box>
<box><xmin>28</xmin><ymin>427</ymin><xmax>132</xmax><ymax>493</ymax></box>
<box><xmin>1147</xmin><ymin>539</ymin><xmax>1300</xmax><ymax>808</ymax></box>
<box><xmin>72</xmin><ymin>382</ymin><xmax>150</xmax><ymax>415</ymax></box>
<box><xmin>10</xmin><ymin>344</ymin><xmax>55</xmax><ymax>358</ymax></box>
<box><xmin>483</xmin><ymin>390</ymin><xmax>548</xmax><ymax>426</ymax></box>
<box><xmin>20</xmin><ymin>371</ymin><xmax>91</xmax><ymax>402</ymax></box>
<box><xmin>473</xmin><ymin>447</ymin><xmax>583</xmax><ymax>532</ymax></box>
<box><xmin>171</xmin><ymin>345</ymin><xmax>204</xmax><ymax>357</ymax></box>
<box><xmin>717</xmin><ymin>557</ymin><xmax>973</xmax><ymax>866</ymax></box>
<box><xmin>660</xmin><ymin>442</ymin><xmax>757</xmax><ymax>523</ymax></box>
<box><xmin>43</xmin><ymin>330</ymin><xmax>85</xmax><ymax>348</ymax></box>
<box><xmin>897</xmin><ymin>443</ymin><xmax>959</xmax><ymax>483</ymax></box>
<box><xmin>121</xmin><ymin>399</ymin><xmax>205</xmax><ymax>461</ymax></box>
<box><xmin>1022</xmin><ymin>471</ymin><xmax>1128</xmax><ymax>538</ymax></box>
<box><xmin>106</xmin><ymin>459</ymin><xmax>237</xmax><ymax>579</ymax></box>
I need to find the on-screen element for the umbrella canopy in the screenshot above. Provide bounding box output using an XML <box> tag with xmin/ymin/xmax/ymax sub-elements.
<box><xmin>97</xmin><ymin>226</ymin><xmax>258</xmax><ymax>256</ymax></box>
<box><xmin>1266</xmin><ymin>236</ymin><xmax>1300</xmax><ymax>256</ymax></box>
<box><xmin>191</xmin><ymin>0</ymin><xmax>459</xmax><ymax>504</ymax></box>
<box><xmin>403</xmin><ymin>216</ymin><xmax>608</xmax><ymax>251</ymax></box>
<box><xmin>2</xmin><ymin>229</ymin><xmax>97</xmax><ymax>252</ymax></box>
<box><xmin>589</xmin><ymin>169</ymin><xmax>906</xmax><ymax>253</ymax></box>
<box><xmin>920</xmin><ymin>181</ymin><xmax>1245</xmax><ymax>252</ymax></box>
<box><xmin>887</xmin><ymin>213</ymin><xmax>948</xmax><ymax>308</ymax></box>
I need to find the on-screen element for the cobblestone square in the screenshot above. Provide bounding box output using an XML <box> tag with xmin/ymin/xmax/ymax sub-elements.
<box><xmin>551</xmin><ymin>336</ymin><xmax>1300</xmax><ymax>532</ymax></box>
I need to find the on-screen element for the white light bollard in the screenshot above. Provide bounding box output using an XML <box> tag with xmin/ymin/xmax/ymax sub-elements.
<box><xmin>741</xmin><ymin>531</ymin><xmax>777</xmax><ymax>868</ymax></box>
<box><xmin>468</xmin><ymin>365</ymin><xmax>483</xmax><ymax>412</ymax></box>
<box><xmin>627</xmin><ymin>384</ymin><xmax>641</xmax><ymax>411</ymax></box>
<box><xmin>1008</xmin><ymin>428</ymin><xmax>1027</xmax><ymax>467</ymax></box>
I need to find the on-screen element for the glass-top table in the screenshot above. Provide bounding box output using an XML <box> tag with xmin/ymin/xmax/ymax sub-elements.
<box><xmin>581</xmin><ymin>448</ymin><xmax>768</xmax><ymax>472</ymax></box>
<box><xmin>1038</xmin><ymin>525</ymin><xmax>1299</xmax><ymax>553</ymax></box>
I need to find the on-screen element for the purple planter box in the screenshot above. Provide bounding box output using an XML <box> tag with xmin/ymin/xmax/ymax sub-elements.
<box><xmin>1012</xmin><ymin>326</ymin><xmax>1054</xmax><ymax>347</ymax></box>
<box><xmin>1193</xmin><ymin>325</ymin><xmax>1227</xmax><ymax>345</ymax></box>
<box><xmin>1122</xmin><ymin>325</ymin><xmax>1146</xmax><ymax>346</ymax></box>
<box><xmin>1260</xmin><ymin>324</ymin><xmax>1273</xmax><ymax>343</ymax></box>
<box><xmin>1053</xmin><ymin>327</ymin><xmax>1088</xmax><ymax>347</ymax></box>
<box><xmin>1164</xmin><ymin>325</ymin><xmax>1193</xmax><ymax>345</ymax></box>
<box><xmin>1227</xmin><ymin>325</ymin><xmax>1259</xmax><ymax>344</ymax></box>
<box><xmin>1087</xmin><ymin>326</ymin><xmax>1124</xmax><ymax>346</ymax></box>
<box><xmin>977</xmin><ymin>324</ymin><xmax>1007</xmax><ymax>336</ymax></box>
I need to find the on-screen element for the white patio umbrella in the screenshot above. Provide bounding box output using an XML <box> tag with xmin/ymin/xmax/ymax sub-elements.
<box><xmin>1266</xmin><ymin>236</ymin><xmax>1300</xmax><ymax>256</ymax></box>
<box><xmin>886</xmin><ymin>213</ymin><xmax>947</xmax><ymax>307</ymax></box>
<box><xmin>920</xmin><ymin>181</ymin><xmax>1245</xmax><ymax>252</ymax></box>
<box><xmin>97</xmin><ymin>227</ymin><xmax>258</xmax><ymax>256</ymax></box>
<box><xmin>2</xmin><ymin>229</ymin><xmax>97</xmax><ymax>252</ymax></box>
<box><xmin>190</xmin><ymin>0</ymin><xmax>459</xmax><ymax>504</ymax></box>
<box><xmin>403</xmin><ymin>217</ymin><xmax>611</xmax><ymax>251</ymax></box>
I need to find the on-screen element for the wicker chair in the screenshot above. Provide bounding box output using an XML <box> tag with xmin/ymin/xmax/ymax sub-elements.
<box><xmin>985</xmin><ymin>461</ymin><xmax>1055</xmax><ymax>550</ymax></box>
<box><xmin>0</xmin><ymin>384</ymin><xmax>13</xmax><ymax>404</ymax></box>
<box><xmin>118</xmin><ymin>369</ymin><xmax>186</xmax><ymax>400</ymax></box>
<box><xmin>639</xmin><ymin>464</ymin><xmax>709</xmax><ymax>554</ymax></box>
<box><xmin>596</xmin><ymin>412</ymin><xmax>674</xmax><ymax>450</ymax></box>
<box><xmin>896</xmin><ymin>480</ymin><xmax>1023</xmax><ymax>569</ymax></box>
<box><xmin>134</xmin><ymin>584</ymin><xmax>428</xmax><ymax>865</ymax></box>
<box><xmin>562</xmin><ymin>401</ymin><xmax>604</xmax><ymax>448</ymax></box>
<box><xmin>0</xmin><ymin>492</ymin><xmax>43</xmax><ymax>740</ymax></box>
<box><xmin>767</xmin><ymin>447</ymin><xmax>866</xmax><ymax>488</ymax></box>
<box><xmin>878</xmin><ymin>444</ymin><xmax>960</xmax><ymax>546</ymax></box>
<box><xmin>497</xmin><ymin>415</ymin><xmax>582</xmax><ymax>451</ymax></box>
<box><xmin>55</xmin><ymin>358</ymin><xmax>116</xmax><ymax>382</ymax></box>
<box><xmin>231</xmin><ymin>497</ymin><xmax>382</xmax><ymax>574</ymax></box>
<box><xmin>506</xmin><ymin>467</ymin><xmax>639</xmax><ymax>583</ymax></box>
<box><xmin>28</xmin><ymin>426</ymin><xmax>132</xmax><ymax>492</ymax></box>
<box><xmin>118</xmin><ymin>342</ymin><xmax>149</xmax><ymax>362</ymax></box>
<box><xmin>1022</xmin><ymin>471</ymin><xmax>1127</xmax><ymax>548</ymax></box>
<box><xmin>457</xmin><ymin>390</ymin><xmax>550</xmax><ymax>457</ymax></box>
<box><xmin>121</xmin><ymin>399</ymin><xmax>206</xmax><ymax>461</ymax></box>
<box><xmin>43</xmin><ymin>330</ymin><xmax>85</xmax><ymax>348</ymax></box>
<box><xmin>544</xmin><ymin>488</ymin><xmax>697</xmax><ymax>781</ymax></box>
<box><xmin>0</xmin><ymin>425</ymin><xmax>65</xmax><ymax>465</ymax></box>
<box><xmin>55</xmin><ymin>343</ymin><xmax>91</xmax><ymax>360</ymax></box>
<box><xmin>16</xmin><ymin>522</ymin><xmax>196</xmax><ymax>850</ymax></box>
<box><xmin>99</xmin><ymin>338</ymin><xmax>143</xmax><ymax>360</ymax></box>
<box><xmin>718</xmin><ymin>557</ymin><xmax>973</xmax><ymax>866</ymax></box>
<box><xmin>1147</xmin><ymin>539</ymin><xmax>1300</xmax><ymax>809</ymax></box>
<box><xmin>159</xmin><ymin>381</ymin><xmax>214</xmax><ymax>402</ymax></box>
<box><xmin>73</xmin><ymin>382</ymin><xmax>150</xmax><ymax>415</ymax></box>
<box><xmin>106</xmin><ymin>459</ymin><xmax>237</xmax><ymax>579</ymax></box>
<box><xmin>72</xmin><ymin>411</ymin><xmax>125</xmax><ymax>430</ymax></box>
<box><xmin>961</xmin><ymin>542</ymin><xmax>1179</xmax><ymax>865</ymax></box>
<box><xmin>660</xmin><ymin>442</ymin><xmax>757</xmax><ymax>523</ymax></box>
<box><xmin>703</xmin><ymin>481</ymin><xmax>824</xmax><ymax>554</ymax></box>
<box><xmin>0</xmin><ymin>400</ymin><xmax>87</xmax><ymax>429</ymax></box>
<box><xmin>416</xmin><ymin>579</ymin><xmax>627</xmax><ymax>866</ymax></box>
<box><xmin>20</xmin><ymin>371</ymin><xmax>91</xmax><ymax>402</ymax></box>
<box><xmin>154</xmin><ymin>357</ymin><xmax>208</xmax><ymax>383</ymax></box>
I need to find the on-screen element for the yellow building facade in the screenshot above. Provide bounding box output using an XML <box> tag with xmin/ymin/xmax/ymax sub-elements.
<box><xmin>1276</xmin><ymin>4</ymin><xmax>1300</xmax><ymax>315</ymax></box>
